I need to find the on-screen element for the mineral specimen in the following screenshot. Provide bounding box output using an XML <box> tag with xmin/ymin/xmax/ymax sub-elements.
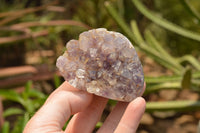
<box><xmin>56</xmin><ymin>28</ymin><xmax>144</xmax><ymax>102</ymax></box>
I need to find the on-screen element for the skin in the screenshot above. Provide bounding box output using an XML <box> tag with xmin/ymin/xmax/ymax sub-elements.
<box><xmin>24</xmin><ymin>81</ymin><xmax>146</xmax><ymax>133</ymax></box>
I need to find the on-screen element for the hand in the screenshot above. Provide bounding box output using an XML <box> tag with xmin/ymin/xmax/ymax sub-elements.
<box><xmin>24</xmin><ymin>81</ymin><xmax>146</xmax><ymax>133</ymax></box>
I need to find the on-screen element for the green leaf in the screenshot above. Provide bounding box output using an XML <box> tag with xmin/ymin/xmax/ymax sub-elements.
<box><xmin>145</xmin><ymin>71</ymin><xmax>200</xmax><ymax>84</ymax></box>
<box><xmin>1</xmin><ymin>121</ymin><xmax>10</xmax><ymax>133</ymax></box>
<box><xmin>146</xmin><ymin>100</ymin><xmax>200</xmax><ymax>112</ymax></box>
<box><xmin>144</xmin><ymin>30</ymin><xmax>183</xmax><ymax>71</ymax></box>
<box><xmin>192</xmin><ymin>79</ymin><xmax>200</xmax><ymax>86</ymax></box>
<box><xmin>181</xmin><ymin>68</ymin><xmax>192</xmax><ymax>89</ymax></box>
<box><xmin>96</xmin><ymin>122</ymin><xmax>103</xmax><ymax>128</ymax></box>
<box><xmin>24</xmin><ymin>80</ymin><xmax>46</xmax><ymax>99</ymax></box>
<box><xmin>139</xmin><ymin>44</ymin><xmax>182</xmax><ymax>74</ymax></box>
<box><xmin>108</xmin><ymin>99</ymin><xmax>117</xmax><ymax>106</ymax></box>
<box><xmin>0</xmin><ymin>89</ymin><xmax>36</xmax><ymax>113</ymax></box>
<box><xmin>0</xmin><ymin>89</ymin><xmax>24</xmax><ymax>105</ymax></box>
<box><xmin>145</xmin><ymin>75</ymin><xmax>182</xmax><ymax>83</ymax></box>
<box><xmin>130</xmin><ymin>20</ymin><xmax>145</xmax><ymax>44</ymax></box>
<box><xmin>176</xmin><ymin>55</ymin><xmax>200</xmax><ymax>71</ymax></box>
<box><xmin>3</xmin><ymin>108</ymin><xmax>24</xmax><ymax>118</ymax></box>
<box><xmin>27</xmin><ymin>89</ymin><xmax>46</xmax><ymax>99</ymax></box>
<box><xmin>104</xmin><ymin>1</ymin><xmax>137</xmax><ymax>44</ymax></box>
<box><xmin>198</xmin><ymin>120</ymin><xmax>200</xmax><ymax>133</ymax></box>
<box><xmin>194</xmin><ymin>71</ymin><xmax>200</xmax><ymax>78</ymax></box>
<box><xmin>54</xmin><ymin>74</ymin><xmax>61</xmax><ymax>88</ymax></box>
<box><xmin>22</xmin><ymin>113</ymin><xmax>29</xmax><ymax>131</ymax></box>
<box><xmin>130</xmin><ymin>20</ymin><xmax>183</xmax><ymax>74</ymax></box>
<box><xmin>144</xmin><ymin>30</ymin><xmax>171</xmax><ymax>58</ymax></box>
<box><xmin>132</xmin><ymin>0</ymin><xmax>200</xmax><ymax>42</ymax></box>
<box><xmin>22</xmin><ymin>80</ymin><xmax>33</xmax><ymax>100</ymax></box>
<box><xmin>23</xmin><ymin>99</ymin><xmax>36</xmax><ymax>114</ymax></box>
<box><xmin>180</xmin><ymin>0</ymin><xmax>200</xmax><ymax>23</ymax></box>
<box><xmin>11</xmin><ymin>113</ymin><xmax>30</xmax><ymax>133</ymax></box>
<box><xmin>25</xmin><ymin>81</ymin><xmax>32</xmax><ymax>91</ymax></box>
<box><xmin>145</xmin><ymin>82</ymin><xmax>181</xmax><ymax>95</ymax></box>
<box><xmin>117</xmin><ymin>0</ymin><xmax>125</xmax><ymax>18</ymax></box>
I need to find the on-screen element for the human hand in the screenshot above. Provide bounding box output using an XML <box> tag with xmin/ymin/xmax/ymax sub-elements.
<box><xmin>24</xmin><ymin>81</ymin><xmax>146</xmax><ymax>133</ymax></box>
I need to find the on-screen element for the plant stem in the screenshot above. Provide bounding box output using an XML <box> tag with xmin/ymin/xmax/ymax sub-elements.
<box><xmin>132</xmin><ymin>0</ymin><xmax>200</xmax><ymax>42</ymax></box>
<box><xmin>104</xmin><ymin>1</ymin><xmax>137</xmax><ymax>44</ymax></box>
<box><xmin>180</xmin><ymin>0</ymin><xmax>200</xmax><ymax>23</ymax></box>
<box><xmin>144</xmin><ymin>82</ymin><xmax>181</xmax><ymax>95</ymax></box>
<box><xmin>176</xmin><ymin>55</ymin><xmax>200</xmax><ymax>71</ymax></box>
<box><xmin>146</xmin><ymin>100</ymin><xmax>200</xmax><ymax>112</ymax></box>
<box><xmin>145</xmin><ymin>71</ymin><xmax>200</xmax><ymax>83</ymax></box>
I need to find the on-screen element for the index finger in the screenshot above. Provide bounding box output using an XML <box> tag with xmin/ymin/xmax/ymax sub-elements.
<box><xmin>24</xmin><ymin>81</ymin><xmax>93</xmax><ymax>133</ymax></box>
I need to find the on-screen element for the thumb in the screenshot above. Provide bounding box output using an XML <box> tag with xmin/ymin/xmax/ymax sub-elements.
<box><xmin>24</xmin><ymin>81</ymin><xmax>93</xmax><ymax>133</ymax></box>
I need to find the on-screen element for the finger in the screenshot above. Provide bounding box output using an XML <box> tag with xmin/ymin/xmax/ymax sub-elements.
<box><xmin>65</xmin><ymin>95</ymin><xmax>108</xmax><ymax>133</ymax></box>
<box><xmin>24</xmin><ymin>81</ymin><xmax>93</xmax><ymax>133</ymax></box>
<box><xmin>97</xmin><ymin>101</ymin><xmax>128</xmax><ymax>133</ymax></box>
<box><xmin>45</xmin><ymin>81</ymin><xmax>80</xmax><ymax>104</ymax></box>
<box><xmin>114</xmin><ymin>97</ymin><xmax>146</xmax><ymax>133</ymax></box>
<box><xmin>97</xmin><ymin>83</ymin><xmax>146</xmax><ymax>133</ymax></box>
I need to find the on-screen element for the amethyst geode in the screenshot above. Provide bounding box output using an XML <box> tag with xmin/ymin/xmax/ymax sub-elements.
<box><xmin>56</xmin><ymin>28</ymin><xmax>144</xmax><ymax>102</ymax></box>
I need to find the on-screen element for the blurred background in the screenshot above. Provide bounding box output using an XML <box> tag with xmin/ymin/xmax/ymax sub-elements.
<box><xmin>0</xmin><ymin>0</ymin><xmax>200</xmax><ymax>132</ymax></box>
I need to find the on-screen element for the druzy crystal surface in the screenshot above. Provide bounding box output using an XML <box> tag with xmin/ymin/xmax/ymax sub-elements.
<box><xmin>56</xmin><ymin>28</ymin><xmax>144</xmax><ymax>102</ymax></box>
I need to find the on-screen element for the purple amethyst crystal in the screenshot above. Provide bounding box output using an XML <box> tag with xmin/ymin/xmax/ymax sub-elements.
<box><xmin>56</xmin><ymin>28</ymin><xmax>144</xmax><ymax>102</ymax></box>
